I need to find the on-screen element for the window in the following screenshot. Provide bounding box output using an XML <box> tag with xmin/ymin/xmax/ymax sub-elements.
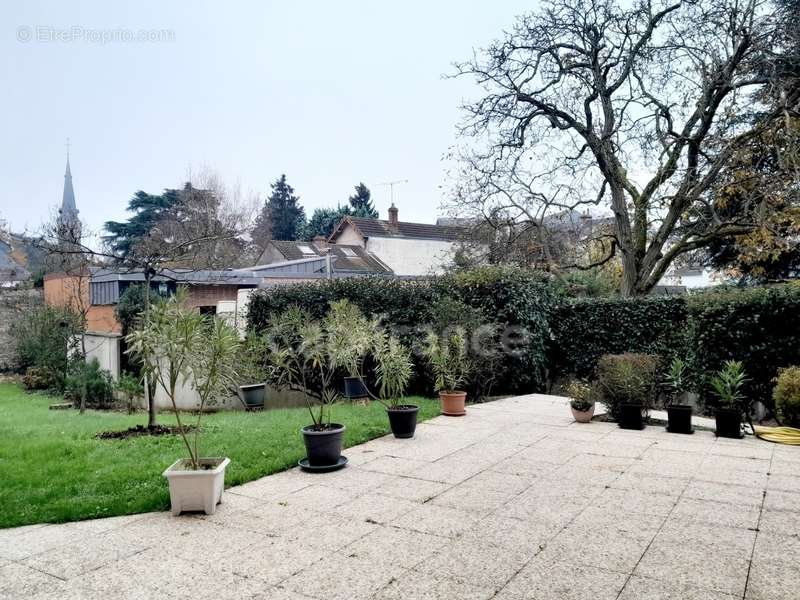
<box><xmin>340</xmin><ymin>247</ymin><xmax>357</xmax><ymax>257</ymax></box>
<box><xmin>297</xmin><ymin>244</ymin><xmax>315</xmax><ymax>255</ymax></box>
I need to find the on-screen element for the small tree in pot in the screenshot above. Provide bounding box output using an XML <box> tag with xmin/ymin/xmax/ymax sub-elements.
<box><xmin>422</xmin><ymin>329</ymin><xmax>471</xmax><ymax>416</ymax></box>
<box><xmin>373</xmin><ymin>331</ymin><xmax>416</xmax><ymax>437</ymax></box>
<box><xmin>595</xmin><ymin>353</ymin><xmax>659</xmax><ymax>430</ymax></box>
<box><xmin>565</xmin><ymin>380</ymin><xmax>594</xmax><ymax>423</ymax></box>
<box><xmin>127</xmin><ymin>291</ymin><xmax>240</xmax><ymax>515</ymax></box>
<box><xmin>325</xmin><ymin>301</ymin><xmax>376</xmax><ymax>402</ymax></box>
<box><xmin>236</xmin><ymin>333</ymin><xmax>269</xmax><ymax>410</ymax></box>
<box><xmin>267</xmin><ymin>302</ymin><xmax>366</xmax><ymax>469</ymax></box>
<box><xmin>663</xmin><ymin>358</ymin><xmax>694</xmax><ymax>434</ymax></box>
<box><xmin>711</xmin><ymin>360</ymin><xmax>748</xmax><ymax>439</ymax></box>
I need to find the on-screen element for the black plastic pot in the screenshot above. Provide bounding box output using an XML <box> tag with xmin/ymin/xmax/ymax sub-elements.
<box><xmin>618</xmin><ymin>403</ymin><xmax>645</xmax><ymax>430</ymax></box>
<box><xmin>343</xmin><ymin>377</ymin><xmax>368</xmax><ymax>400</ymax></box>
<box><xmin>386</xmin><ymin>405</ymin><xmax>419</xmax><ymax>439</ymax></box>
<box><xmin>666</xmin><ymin>404</ymin><xmax>693</xmax><ymax>434</ymax></box>
<box><xmin>302</xmin><ymin>423</ymin><xmax>345</xmax><ymax>466</ymax></box>
<box><xmin>239</xmin><ymin>384</ymin><xmax>265</xmax><ymax>410</ymax></box>
<box><xmin>715</xmin><ymin>408</ymin><xmax>743</xmax><ymax>439</ymax></box>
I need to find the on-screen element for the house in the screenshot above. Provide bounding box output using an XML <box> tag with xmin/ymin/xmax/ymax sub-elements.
<box><xmin>327</xmin><ymin>205</ymin><xmax>465</xmax><ymax>276</ymax></box>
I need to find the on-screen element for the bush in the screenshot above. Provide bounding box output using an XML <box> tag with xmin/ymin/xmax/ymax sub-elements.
<box><xmin>247</xmin><ymin>267</ymin><xmax>556</xmax><ymax>396</ymax></box>
<box><xmin>550</xmin><ymin>296</ymin><xmax>688</xmax><ymax>379</ymax></box>
<box><xmin>64</xmin><ymin>359</ymin><xmax>116</xmax><ymax>409</ymax></box>
<box><xmin>688</xmin><ymin>284</ymin><xmax>800</xmax><ymax>410</ymax></box>
<box><xmin>595</xmin><ymin>353</ymin><xmax>660</xmax><ymax>420</ymax></box>
<box><xmin>564</xmin><ymin>380</ymin><xmax>593</xmax><ymax>411</ymax></box>
<box><xmin>774</xmin><ymin>366</ymin><xmax>800</xmax><ymax>427</ymax></box>
<box><xmin>22</xmin><ymin>366</ymin><xmax>60</xmax><ymax>391</ymax></box>
<box><xmin>11</xmin><ymin>305</ymin><xmax>82</xmax><ymax>390</ymax></box>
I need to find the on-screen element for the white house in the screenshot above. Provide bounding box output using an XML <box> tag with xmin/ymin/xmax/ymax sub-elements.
<box><xmin>327</xmin><ymin>205</ymin><xmax>465</xmax><ymax>276</ymax></box>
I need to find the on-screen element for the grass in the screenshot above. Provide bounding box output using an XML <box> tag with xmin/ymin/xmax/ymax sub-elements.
<box><xmin>0</xmin><ymin>383</ymin><xmax>439</xmax><ymax>529</ymax></box>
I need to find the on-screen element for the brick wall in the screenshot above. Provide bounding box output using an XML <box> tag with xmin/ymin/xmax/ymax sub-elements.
<box><xmin>0</xmin><ymin>288</ymin><xmax>43</xmax><ymax>372</ymax></box>
<box><xmin>186</xmin><ymin>284</ymin><xmax>238</xmax><ymax>308</ymax></box>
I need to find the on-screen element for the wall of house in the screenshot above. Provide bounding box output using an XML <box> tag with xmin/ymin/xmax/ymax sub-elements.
<box><xmin>0</xmin><ymin>287</ymin><xmax>43</xmax><ymax>371</ymax></box>
<box><xmin>366</xmin><ymin>237</ymin><xmax>457</xmax><ymax>276</ymax></box>
<box><xmin>186</xmin><ymin>284</ymin><xmax>239</xmax><ymax>308</ymax></box>
<box><xmin>334</xmin><ymin>226</ymin><xmax>365</xmax><ymax>247</ymax></box>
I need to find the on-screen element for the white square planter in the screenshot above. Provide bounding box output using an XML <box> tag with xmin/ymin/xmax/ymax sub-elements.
<box><xmin>163</xmin><ymin>457</ymin><xmax>230</xmax><ymax>516</ymax></box>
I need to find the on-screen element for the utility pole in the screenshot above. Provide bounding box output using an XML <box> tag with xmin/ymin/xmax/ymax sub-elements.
<box><xmin>376</xmin><ymin>179</ymin><xmax>408</xmax><ymax>206</ymax></box>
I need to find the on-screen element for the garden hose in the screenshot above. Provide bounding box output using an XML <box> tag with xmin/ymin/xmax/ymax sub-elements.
<box><xmin>753</xmin><ymin>425</ymin><xmax>800</xmax><ymax>445</ymax></box>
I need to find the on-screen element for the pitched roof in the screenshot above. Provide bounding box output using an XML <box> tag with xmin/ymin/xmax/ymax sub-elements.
<box><xmin>267</xmin><ymin>240</ymin><xmax>392</xmax><ymax>274</ymax></box>
<box><xmin>330</xmin><ymin>217</ymin><xmax>464</xmax><ymax>242</ymax></box>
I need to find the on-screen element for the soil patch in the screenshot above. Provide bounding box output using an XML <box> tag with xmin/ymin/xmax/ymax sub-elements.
<box><xmin>97</xmin><ymin>424</ymin><xmax>196</xmax><ymax>440</ymax></box>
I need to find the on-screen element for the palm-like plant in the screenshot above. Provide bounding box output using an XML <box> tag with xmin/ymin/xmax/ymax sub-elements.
<box><xmin>711</xmin><ymin>360</ymin><xmax>748</xmax><ymax>410</ymax></box>
<box><xmin>373</xmin><ymin>331</ymin><xmax>413</xmax><ymax>408</ymax></box>
<box><xmin>126</xmin><ymin>290</ymin><xmax>240</xmax><ymax>469</ymax></box>
<box><xmin>423</xmin><ymin>329</ymin><xmax>471</xmax><ymax>393</ymax></box>
<box><xmin>663</xmin><ymin>357</ymin><xmax>689</xmax><ymax>406</ymax></box>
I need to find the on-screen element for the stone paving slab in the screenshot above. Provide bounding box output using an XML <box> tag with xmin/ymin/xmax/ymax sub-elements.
<box><xmin>2</xmin><ymin>392</ymin><xmax>799</xmax><ymax>599</ymax></box>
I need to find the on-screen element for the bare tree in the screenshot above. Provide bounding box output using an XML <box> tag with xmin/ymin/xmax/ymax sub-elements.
<box><xmin>449</xmin><ymin>0</ymin><xmax>795</xmax><ymax>295</ymax></box>
<box><xmin>32</xmin><ymin>168</ymin><xmax>253</xmax><ymax>426</ymax></box>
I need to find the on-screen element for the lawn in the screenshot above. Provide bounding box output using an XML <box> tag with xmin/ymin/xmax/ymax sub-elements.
<box><xmin>0</xmin><ymin>383</ymin><xmax>439</xmax><ymax>529</ymax></box>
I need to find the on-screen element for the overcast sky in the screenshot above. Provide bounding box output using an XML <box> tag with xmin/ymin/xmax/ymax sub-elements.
<box><xmin>1</xmin><ymin>1</ymin><xmax>534</xmax><ymax>236</ymax></box>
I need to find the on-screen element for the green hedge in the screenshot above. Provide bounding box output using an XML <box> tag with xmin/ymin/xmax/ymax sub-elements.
<box><xmin>687</xmin><ymin>285</ymin><xmax>800</xmax><ymax>408</ymax></box>
<box><xmin>549</xmin><ymin>296</ymin><xmax>689</xmax><ymax>379</ymax></box>
<box><xmin>247</xmin><ymin>268</ymin><xmax>800</xmax><ymax>412</ymax></box>
<box><xmin>247</xmin><ymin>267</ymin><xmax>557</xmax><ymax>396</ymax></box>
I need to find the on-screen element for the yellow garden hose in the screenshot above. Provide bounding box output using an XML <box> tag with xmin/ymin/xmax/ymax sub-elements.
<box><xmin>754</xmin><ymin>425</ymin><xmax>800</xmax><ymax>445</ymax></box>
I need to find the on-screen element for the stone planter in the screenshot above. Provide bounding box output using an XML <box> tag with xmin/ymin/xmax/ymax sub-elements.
<box><xmin>439</xmin><ymin>391</ymin><xmax>467</xmax><ymax>416</ymax></box>
<box><xmin>570</xmin><ymin>404</ymin><xmax>595</xmax><ymax>423</ymax></box>
<box><xmin>163</xmin><ymin>457</ymin><xmax>230</xmax><ymax>516</ymax></box>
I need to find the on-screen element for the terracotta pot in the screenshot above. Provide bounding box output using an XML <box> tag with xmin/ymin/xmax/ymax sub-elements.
<box><xmin>439</xmin><ymin>391</ymin><xmax>466</xmax><ymax>416</ymax></box>
<box><xmin>570</xmin><ymin>404</ymin><xmax>595</xmax><ymax>423</ymax></box>
<box><xmin>163</xmin><ymin>457</ymin><xmax>230</xmax><ymax>516</ymax></box>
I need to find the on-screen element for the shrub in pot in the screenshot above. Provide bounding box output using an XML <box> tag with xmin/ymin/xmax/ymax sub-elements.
<box><xmin>268</xmin><ymin>301</ymin><xmax>367</xmax><ymax>468</ymax></box>
<box><xmin>326</xmin><ymin>301</ymin><xmax>376</xmax><ymax>402</ymax></box>
<box><xmin>235</xmin><ymin>333</ymin><xmax>269</xmax><ymax>410</ymax></box>
<box><xmin>373</xmin><ymin>331</ymin><xmax>416</xmax><ymax>438</ymax></box>
<box><xmin>127</xmin><ymin>291</ymin><xmax>240</xmax><ymax>515</ymax></box>
<box><xmin>595</xmin><ymin>353</ymin><xmax>659</xmax><ymax>430</ymax></box>
<box><xmin>565</xmin><ymin>380</ymin><xmax>595</xmax><ymax>423</ymax></box>
<box><xmin>663</xmin><ymin>358</ymin><xmax>693</xmax><ymax>434</ymax></box>
<box><xmin>774</xmin><ymin>366</ymin><xmax>800</xmax><ymax>428</ymax></box>
<box><xmin>422</xmin><ymin>329</ymin><xmax>471</xmax><ymax>416</ymax></box>
<box><xmin>711</xmin><ymin>360</ymin><xmax>747</xmax><ymax>439</ymax></box>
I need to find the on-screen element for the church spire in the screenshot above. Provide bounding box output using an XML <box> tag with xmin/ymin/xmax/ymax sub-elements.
<box><xmin>57</xmin><ymin>140</ymin><xmax>80</xmax><ymax>243</ymax></box>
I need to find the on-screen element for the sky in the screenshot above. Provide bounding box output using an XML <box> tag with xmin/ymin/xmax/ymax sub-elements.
<box><xmin>0</xmin><ymin>1</ymin><xmax>535</xmax><ymax>238</ymax></box>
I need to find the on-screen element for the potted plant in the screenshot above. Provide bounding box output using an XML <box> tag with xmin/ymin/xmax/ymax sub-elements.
<box><xmin>236</xmin><ymin>333</ymin><xmax>268</xmax><ymax>410</ymax></box>
<box><xmin>127</xmin><ymin>291</ymin><xmax>240</xmax><ymax>515</ymax></box>
<box><xmin>711</xmin><ymin>360</ymin><xmax>747</xmax><ymax>439</ymax></box>
<box><xmin>373</xmin><ymin>331</ymin><xmax>416</xmax><ymax>437</ymax></box>
<box><xmin>595</xmin><ymin>353</ymin><xmax>659</xmax><ymax>430</ymax></box>
<box><xmin>663</xmin><ymin>357</ymin><xmax>693</xmax><ymax>434</ymax></box>
<box><xmin>422</xmin><ymin>329</ymin><xmax>471</xmax><ymax>416</ymax></box>
<box><xmin>326</xmin><ymin>301</ymin><xmax>375</xmax><ymax>402</ymax></box>
<box><xmin>268</xmin><ymin>302</ymin><xmax>361</xmax><ymax>470</ymax></box>
<box><xmin>565</xmin><ymin>380</ymin><xmax>594</xmax><ymax>423</ymax></box>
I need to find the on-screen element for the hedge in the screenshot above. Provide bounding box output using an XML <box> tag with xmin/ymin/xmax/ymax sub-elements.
<box><xmin>247</xmin><ymin>267</ymin><xmax>800</xmax><ymax>412</ymax></box>
<box><xmin>549</xmin><ymin>297</ymin><xmax>689</xmax><ymax>379</ymax></box>
<box><xmin>687</xmin><ymin>284</ymin><xmax>800</xmax><ymax>408</ymax></box>
<box><xmin>247</xmin><ymin>267</ymin><xmax>557</xmax><ymax>396</ymax></box>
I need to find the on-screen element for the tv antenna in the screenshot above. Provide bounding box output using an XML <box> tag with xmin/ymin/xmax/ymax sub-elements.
<box><xmin>376</xmin><ymin>179</ymin><xmax>408</xmax><ymax>206</ymax></box>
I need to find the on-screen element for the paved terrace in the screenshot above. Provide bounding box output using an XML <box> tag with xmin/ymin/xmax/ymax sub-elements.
<box><xmin>2</xmin><ymin>394</ymin><xmax>799</xmax><ymax>600</ymax></box>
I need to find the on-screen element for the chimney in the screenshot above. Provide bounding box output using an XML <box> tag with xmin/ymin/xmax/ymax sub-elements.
<box><xmin>388</xmin><ymin>203</ymin><xmax>399</xmax><ymax>231</ymax></box>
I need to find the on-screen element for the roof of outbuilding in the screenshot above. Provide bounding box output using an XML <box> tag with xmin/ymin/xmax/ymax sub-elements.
<box><xmin>330</xmin><ymin>217</ymin><xmax>465</xmax><ymax>242</ymax></box>
<box><xmin>267</xmin><ymin>240</ymin><xmax>392</xmax><ymax>274</ymax></box>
